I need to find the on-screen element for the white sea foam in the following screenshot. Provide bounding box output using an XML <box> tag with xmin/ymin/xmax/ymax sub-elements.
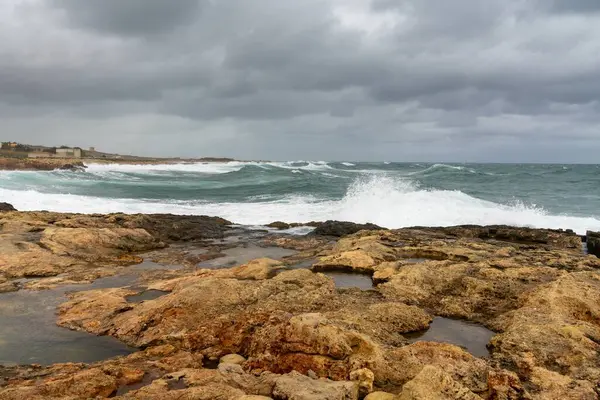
<box><xmin>85</xmin><ymin>161</ymin><xmax>251</xmax><ymax>174</ymax></box>
<box><xmin>341</xmin><ymin>162</ymin><xmax>356</xmax><ymax>166</ymax></box>
<box><xmin>268</xmin><ymin>161</ymin><xmax>335</xmax><ymax>171</ymax></box>
<box><xmin>411</xmin><ymin>163</ymin><xmax>476</xmax><ymax>175</ymax></box>
<box><xmin>2</xmin><ymin>175</ymin><xmax>598</xmax><ymax>235</ymax></box>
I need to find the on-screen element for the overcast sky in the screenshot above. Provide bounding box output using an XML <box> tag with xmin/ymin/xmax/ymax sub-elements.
<box><xmin>1</xmin><ymin>0</ymin><xmax>599</xmax><ymax>162</ymax></box>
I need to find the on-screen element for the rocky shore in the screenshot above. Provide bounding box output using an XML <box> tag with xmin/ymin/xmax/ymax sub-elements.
<box><xmin>0</xmin><ymin>157</ymin><xmax>87</xmax><ymax>171</ymax></box>
<box><xmin>0</xmin><ymin>156</ymin><xmax>238</xmax><ymax>171</ymax></box>
<box><xmin>1</xmin><ymin>206</ymin><xmax>600</xmax><ymax>399</ymax></box>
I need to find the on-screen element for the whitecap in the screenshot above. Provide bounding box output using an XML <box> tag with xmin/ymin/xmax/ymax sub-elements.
<box><xmin>85</xmin><ymin>161</ymin><xmax>252</xmax><ymax>175</ymax></box>
<box><xmin>2</xmin><ymin>174</ymin><xmax>599</xmax><ymax>235</ymax></box>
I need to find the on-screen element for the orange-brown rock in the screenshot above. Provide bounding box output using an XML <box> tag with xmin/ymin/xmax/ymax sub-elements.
<box><xmin>0</xmin><ymin>211</ymin><xmax>229</xmax><ymax>286</ymax></box>
<box><xmin>489</xmin><ymin>272</ymin><xmax>600</xmax><ymax>390</ymax></box>
<box><xmin>398</xmin><ymin>365</ymin><xmax>481</xmax><ymax>400</ymax></box>
<box><xmin>3</xmin><ymin>219</ymin><xmax>600</xmax><ymax>399</ymax></box>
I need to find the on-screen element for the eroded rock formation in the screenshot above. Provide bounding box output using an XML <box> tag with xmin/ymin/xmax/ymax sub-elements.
<box><xmin>1</xmin><ymin>213</ymin><xmax>599</xmax><ymax>399</ymax></box>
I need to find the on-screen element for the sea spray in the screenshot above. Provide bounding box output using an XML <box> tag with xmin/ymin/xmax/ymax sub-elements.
<box><xmin>1</xmin><ymin>162</ymin><xmax>599</xmax><ymax>234</ymax></box>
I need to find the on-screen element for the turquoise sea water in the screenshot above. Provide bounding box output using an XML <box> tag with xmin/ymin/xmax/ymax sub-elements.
<box><xmin>1</xmin><ymin>162</ymin><xmax>599</xmax><ymax>234</ymax></box>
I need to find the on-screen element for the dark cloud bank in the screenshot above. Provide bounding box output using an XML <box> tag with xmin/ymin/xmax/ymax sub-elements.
<box><xmin>0</xmin><ymin>0</ymin><xmax>599</xmax><ymax>162</ymax></box>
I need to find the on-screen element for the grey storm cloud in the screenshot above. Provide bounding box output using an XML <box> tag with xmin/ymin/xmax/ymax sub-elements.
<box><xmin>0</xmin><ymin>0</ymin><xmax>599</xmax><ymax>162</ymax></box>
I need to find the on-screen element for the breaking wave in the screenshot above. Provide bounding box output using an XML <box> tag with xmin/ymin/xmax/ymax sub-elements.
<box><xmin>410</xmin><ymin>163</ymin><xmax>477</xmax><ymax>175</ymax></box>
<box><xmin>1</xmin><ymin>174</ymin><xmax>598</xmax><ymax>235</ymax></box>
<box><xmin>85</xmin><ymin>161</ymin><xmax>250</xmax><ymax>174</ymax></box>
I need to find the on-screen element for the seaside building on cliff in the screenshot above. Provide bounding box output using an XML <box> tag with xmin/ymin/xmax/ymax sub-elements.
<box><xmin>1</xmin><ymin>142</ymin><xmax>18</xmax><ymax>149</ymax></box>
<box><xmin>28</xmin><ymin>147</ymin><xmax>82</xmax><ymax>159</ymax></box>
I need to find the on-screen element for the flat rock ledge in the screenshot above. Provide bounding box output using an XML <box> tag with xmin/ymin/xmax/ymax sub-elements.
<box><xmin>1</xmin><ymin>213</ymin><xmax>599</xmax><ymax>399</ymax></box>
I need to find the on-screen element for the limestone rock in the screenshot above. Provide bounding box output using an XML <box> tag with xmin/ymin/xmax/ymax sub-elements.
<box><xmin>220</xmin><ymin>354</ymin><xmax>247</xmax><ymax>365</ymax></box>
<box><xmin>40</xmin><ymin>227</ymin><xmax>163</xmax><ymax>263</ymax></box>
<box><xmin>374</xmin><ymin>342</ymin><xmax>491</xmax><ymax>393</ymax></box>
<box><xmin>485</xmin><ymin>369</ymin><xmax>524</xmax><ymax>400</ymax></box>
<box><xmin>4</xmin><ymin>218</ymin><xmax>599</xmax><ymax>398</ymax></box>
<box><xmin>0</xmin><ymin>368</ymin><xmax>118</xmax><ymax>399</ymax></box>
<box><xmin>527</xmin><ymin>367</ymin><xmax>597</xmax><ymax>400</ymax></box>
<box><xmin>350</xmin><ymin>368</ymin><xmax>374</xmax><ymax>397</ymax></box>
<box><xmin>272</xmin><ymin>371</ymin><xmax>359</xmax><ymax>400</ymax></box>
<box><xmin>327</xmin><ymin>303</ymin><xmax>431</xmax><ymax>347</ymax></box>
<box><xmin>489</xmin><ymin>272</ymin><xmax>600</xmax><ymax>384</ymax></box>
<box><xmin>0</xmin><ymin>240</ymin><xmax>81</xmax><ymax>278</ymax></box>
<box><xmin>365</xmin><ymin>392</ymin><xmax>398</xmax><ymax>400</ymax></box>
<box><xmin>227</xmin><ymin>258</ymin><xmax>285</xmax><ymax>280</ymax></box>
<box><xmin>398</xmin><ymin>366</ymin><xmax>481</xmax><ymax>400</ymax></box>
<box><xmin>58</xmin><ymin>270</ymin><xmax>338</xmax><ymax>352</ymax></box>
<box><xmin>247</xmin><ymin>312</ymin><xmax>381</xmax><ymax>380</ymax></box>
<box><xmin>312</xmin><ymin>220</ymin><xmax>384</xmax><ymax>237</ymax></box>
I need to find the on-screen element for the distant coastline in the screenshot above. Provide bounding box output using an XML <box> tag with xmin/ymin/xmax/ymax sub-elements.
<box><xmin>0</xmin><ymin>156</ymin><xmax>238</xmax><ymax>171</ymax></box>
<box><xmin>0</xmin><ymin>141</ymin><xmax>235</xmax><ymax>170</ymax></box>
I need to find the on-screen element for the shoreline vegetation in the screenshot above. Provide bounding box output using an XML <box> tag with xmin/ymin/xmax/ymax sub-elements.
<box><xmin>0</xmin><ymin>205</ymin><xmax>599</xmax><ymax>399</ymax></box>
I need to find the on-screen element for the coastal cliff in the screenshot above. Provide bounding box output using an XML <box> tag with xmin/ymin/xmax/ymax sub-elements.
<box><xmin>0</xmin><ymin>211</ymin><xmax>599</xmax><ymax>399</ymax></box>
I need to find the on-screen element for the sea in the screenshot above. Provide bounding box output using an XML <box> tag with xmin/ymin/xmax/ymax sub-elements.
<box><xmin>1</xmin><ymin>162</ymin><xmax>599</xmax><ymax>235</ymax></box>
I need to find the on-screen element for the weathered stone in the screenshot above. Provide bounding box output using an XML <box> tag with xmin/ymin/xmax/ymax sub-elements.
<box><xmin>375</xmin><ymin>342</ymin><xmax>490</xmax><ymax>393</ymax></box>
<box><xmin>327</xmin><ymin>303</ymin><xmax>431</xmax><ymax>346</ymax></box>
<box><xmin>485</xmin><ymin>369</ymin><xmax>524</xmax><ymax>400</ymax></box>
<box><xmin>0</xmin><ymin>203</ymin><xmax>16</xmax><ymax>212</ymax></box>
<box><xmin>489</xmin><ymin>272</ymin><xmax>600</xmax><ymax>385</ymax></box>
<box><xmin>350</xmin><ymin>368</ymin><xmax>374</xmax><ymax>397</ymax></box>
<box><xmin>267</xmin><ymin>221</ymin><xmax>290</xmax><ymax>230</ymax></box>
<box><xmin>40</xmin><ymin>227</ymin><xmax>163</xmax><ymax>263</ymax></box>
<box><xmin>398</xmin><ymin>366</ymin><xmax>481</xmax><ymax>400</ymax></box>
<box><xmin>0</xmin><ymin>211</ymin><xmax>235</xmax><ymax>286</ymax></box>
<box><xmin>220</xmin><ymin>354</ymin><xmax>247</xmax><ymax>365</ymax></box>
<box><xmin>312</xmin><ymin>220</ymin><xmax>384</xmax><ymax>237</ymax></box>
<box><xmin>225</xmin><ymin>258</ymin><xmax>285</xmax><ymax>280</ymax></box>
<box><xmin>587</xmin><ymin>230</ymin><xmax>599</xmax><ymax>258</ymax></box>
<box><xmin>2</xmin><ymin>216</ymin><xmax>600</xmax><ymax>399</ymax></box>
<box><xmin>527</xmin><ymin>367</ymin><xmax>597</xmax><ymax>400</ymax></box>
<box><xmin>0</xmin><ymin>368</ymin><xmax>118</xmax><ymax>399</ymax></box>
<box><xmin>364</xmin><ymin>392</ymin><xmax>398</xmax><ymax>400</ymax></box>
<box><xmin>247</xmin><ymin>312</ymin><xmax>381</xmax><ymax>380</ymax></box>
<box><xmin>438</xmin><ymin>225</ymin><xmax>582</xmax><ymax>249</ymax></box>
<box><xmin>272</xmin><ymin>371</ymin><xmax>359</xmax><ymax>400</ymax></box>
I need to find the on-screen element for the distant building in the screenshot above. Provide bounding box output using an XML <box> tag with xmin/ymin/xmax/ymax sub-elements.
<box><xmin>55</xmin><ymin>148</ymin><xmax>82</xmax><ymax>158</ymax></box>
<box><xmin>89</xmin><ymin>147</ymin><xmax>96</xmax><ymax>152</ymax></box>
<box><xmin>1</xmin><ymin>142</ymin><xmax>18</xmax><ymax>150</ymax></box>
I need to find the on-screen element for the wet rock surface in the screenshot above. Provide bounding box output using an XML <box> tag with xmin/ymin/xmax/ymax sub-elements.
<box><xmin>587</xmin><ymin>230</ymin><xmax>599</xmax><ymax>258</ymax></box>
<box><xmin>0</xmin><ymin>203</ymin><xmax>15</xmax><ymax>213</ymax></box>
<box><xmin>1</xmin><ymin>213</ymin><xmax>600</xmax><ymax>399</ymax></box>
<box><xmin>312</xmin><ymin>220</ymin><xmax>384</xmax><ymax>237</ymax></box>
